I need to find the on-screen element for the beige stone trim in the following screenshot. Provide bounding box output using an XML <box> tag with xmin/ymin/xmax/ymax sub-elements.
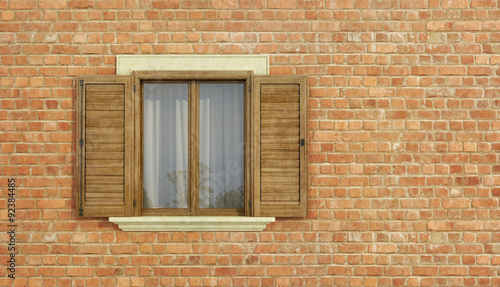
<box><xmin>109</xmin><ymin>216</ymin><xmax>275</xmax><ymax>232</ymax></box>
<box><xmin>117</xmin><ymin>55</ymin><xmax>269</xmax><ymax>75</ymax></box>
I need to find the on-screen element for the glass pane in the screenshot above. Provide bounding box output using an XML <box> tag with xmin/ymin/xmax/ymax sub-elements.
<box><xmin>143</xmin><ymin>83</ymin><xmax>189</xmax><ymax>209</ymax></box>
<box><xmin>199</xmin><ymin>83</ymin><xmax>244</xmax><ymax>209</ymax></box>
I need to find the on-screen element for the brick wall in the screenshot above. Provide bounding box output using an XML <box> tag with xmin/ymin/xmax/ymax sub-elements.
<box><xmin>1</xmin><ymin>0</ymin><xmax>500</xmax><ymax>286</ymax></box>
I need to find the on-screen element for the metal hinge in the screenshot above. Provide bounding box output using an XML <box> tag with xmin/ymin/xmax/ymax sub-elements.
<box><xmin>301</xmin><ymin>139</ymin><xmax>305</xmax><ymax>146</ymax></box>
<box><xmin>80</xmin><ymin>139</ymin><xmax>83</xmax><ymax>146</ymax></box>
<box><xmin>249</xmin><ymin>84</ymin><xmax>252</xmax><ymax>93</ymax></box>
<box><xmin>79</xmin><ymin>209</ymin><xmax>83</xmax><ymax>216</ymax></box>
<box><xmin>133</xmin><ymin>199</ymin><xmax>136</xmax><ymax>207</ymax></box>
<box><xmin>249</xmin><ymin>199</ymin><xmax>251</xmax><ymax>207</ymax></box>
<box><xmin>134</xmin><ymin>85</ymin><xmax>136</xmax><ymax>93</ymax></box>
<box><xmin>79</xmin><ymin>79</ymin><xmax>84</xmax><ymax>87</ymax></box>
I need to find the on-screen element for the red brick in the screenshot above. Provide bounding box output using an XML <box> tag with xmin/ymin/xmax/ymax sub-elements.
<box><xmin>440</xmin><ymin>267</ymin><xmax>467</xmax><ymax>276</ymax></box>
<box><xmin>10</xmin><ymin>0</ymin><xmax>37</xmax><ymax>9</ymax></box>
<box><xmin>40</xmin><ymin>0</ymin><xmax>66</xmax><ymax>8</ymax></box>
<box><xmin>180</xmin><ymin>267</ymin><xmax>208</xmax><ymax>276</ymax></box>
<box><xmin>152</xmin><ymin>0</ymin><xmax>180</xmax><ymax>8</ymax></box>
<box><xmin>471</xmin><ymin>0</ymin><xmax>497</xmax><ymax>7</ymax></box>
<box><xmin>413</xmin><ymin>266</ymin><xmax>438</xmax><ymax>276</ymax></box>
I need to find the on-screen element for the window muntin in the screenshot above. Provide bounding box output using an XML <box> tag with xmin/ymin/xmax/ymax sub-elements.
<box><xmin>142</xmin><ymin>80</ymin><xmax>246</xmax><ymax>216</ymax></box>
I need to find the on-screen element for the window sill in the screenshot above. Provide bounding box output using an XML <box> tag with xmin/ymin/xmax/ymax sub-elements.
<box><xmin>109</xmin><ymin>216</ymin><xmax>275</xmax><ymax>232</ymax></box>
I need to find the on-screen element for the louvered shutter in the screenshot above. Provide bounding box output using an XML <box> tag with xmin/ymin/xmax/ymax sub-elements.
<box><xmin>252</xmin><ymin>76</ymin><xmax>308</xmax><ymax>217</ymax></box>
<box><xmin>77</xmin><ymin>76</ymin><xmax>133</xmax><ymax>217</ymax></box>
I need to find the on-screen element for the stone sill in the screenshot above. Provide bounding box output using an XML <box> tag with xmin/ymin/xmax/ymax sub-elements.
<box><xmin>110</xmin><ymin>216</ymin><xmax>275</xmax><ymax>232</ymax></box>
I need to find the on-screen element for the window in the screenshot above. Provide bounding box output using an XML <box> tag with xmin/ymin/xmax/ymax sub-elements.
<box><xmin>77</xmin><ymin>71</ymin><xmax>308</xmax><ymax>219</ymax></box>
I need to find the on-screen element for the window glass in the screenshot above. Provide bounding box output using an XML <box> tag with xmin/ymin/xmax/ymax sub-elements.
<box><xmin>199</xmin><ymin>83</ymin><xmax>244</xmax><ymax>209</ymax></box>
<box><xmin>143</xmin><ymin>83</ymin><xmax>189</xmax><ymax>209</ymax></box>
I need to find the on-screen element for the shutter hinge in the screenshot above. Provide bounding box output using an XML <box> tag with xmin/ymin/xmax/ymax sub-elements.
<box><xmin>249</xmin><ymin>84</ymin><xmax>252</xmax><ymax>93</ymax></box>
<box><xmin>249</xmin><ymin>199</ymin><xmax>251</xmax><ymax>207</ymax></box>
<box><xmin>133</xmin><ymin>199</ymin><xmax>136</xmax><ymax>207</ymax></box>
<box><xmin>79</xmin><ymin>209</ymin><xmax>83</xmax><ymax>216</ymax></box>
<box><xmin>79</xmin><ymin>79</ymin><xmax>84</xmax><ymax>87</ymax></box>
<box><xmin>301</xmin><ymin>139</ymin><xmax>305</xmax><ymax>146</ymax></box>
<box><xmin>79</xmin><ymin>139</ymin><xmax>83</xmax><ymax>146</ymax></box>
<box><xmin>134</xmin><ymin>85</ymin><xmax>136</xmax><ymax>93</ymax></box>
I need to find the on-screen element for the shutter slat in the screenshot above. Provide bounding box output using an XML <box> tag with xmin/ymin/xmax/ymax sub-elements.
<box><xmin>261</xmin><ymin>95</ymin><xmax>299</xmax><ymax>103</ymax></box>
<box><xmin>86</xmin><ymin>95</ymin><xmax>124</xmax><ymax>103</ymax></box>
<box><xmin>86</xmin><ymin>144</ymin><xmax>124</xmax><ymax>152</ymax></box>
<box><xmin>261</xmin><ymin>119</ymin><xmax>300</xmax><ymax>126</ymax></box>
<box><xmin>253</xmin><ymin>77</ymin><xmax>308</xmax><ymax>217</ymax></box>
<box><xmin>261</xmin><ymin>185</ymin><xmax>299</xmax><ymax>193</ymax></box>
<box><xmin>86</xmin><ymin>185</ymin><xmax>124</xmax><ymax>193</ymax></box>
<box><xmin>86</xmin><ymin>167</ymin><xmax>124</xmax><ymax>176</ymax></box>
<box><xmin>77</xmin><ymin>76</ymin><xmax>132</xmax><ymax>217</ymax></box>
<box><xmin>261</xmin><ymin>103</ymin><xmax>299</xmax><ymax>111</ymax></box>
<box><xmin>261</xmin><ymin>193</ymin><xmax>300</xmax><ymax>201</ymax></box>
<box><xmin>86</xmin><ymin>103</ymin><xmax>124</xmax><ymax>111</ymax></box>
<box><xmin>86</xmin><ymin>176</ymin><xmax>123</xmax><ymax>185</ymax></box>
<box><xmin>261</xmin><ymin>112</ymin><xmax>299</xmax><ymax>120</ymax></box>
<box><xmin>261</xmin><ymin>137</ymin><xmax>299</xmax><ymax>144</ymax></box>
<box><xmin>86</xmin><ymin>119</ymin><xmax>124</xmax><ymax>127</ymax></box>
<box><xmin>86</xmin><ymin>111</ymin><xmax>124</xmax><ymax>119</ymax></box>
<box><xmin>86</xmin><ymin>160</ymin><xmax>124</xmax><ymax>168</ymax></box>
<box><xmin>86</xmin><ymin>152</ymin><xmax>124</xmax><ymax>160</ymax></box>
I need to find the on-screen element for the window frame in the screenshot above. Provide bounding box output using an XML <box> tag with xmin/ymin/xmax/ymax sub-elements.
<box><xmin>133</xmin><ymin>71</ymin><xmax>253</xmax><ymax>217</ymax></box>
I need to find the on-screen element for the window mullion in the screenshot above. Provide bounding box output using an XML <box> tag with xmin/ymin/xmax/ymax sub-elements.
<box><xmin>189</xmin><ymin>80</ymin><xmax>199</xmax><ymax>215</ymax></box>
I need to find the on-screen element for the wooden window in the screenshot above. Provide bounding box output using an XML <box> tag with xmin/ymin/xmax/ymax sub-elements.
<box><xmin>77</xmin><ymin>72</ymin><xmax>308</xmax><ymax>218</ymax></box>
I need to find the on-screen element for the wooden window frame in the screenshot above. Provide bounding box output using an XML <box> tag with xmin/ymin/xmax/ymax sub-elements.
<box><xmin>133</xmin><ymin>71</ymin><xmax>253</xmax><ymax>217</ymax></box>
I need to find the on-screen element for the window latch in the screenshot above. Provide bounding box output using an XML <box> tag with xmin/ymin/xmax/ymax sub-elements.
<box><xmin>301</xmin><ymin>139</ymin><xmax>305</xmax><ymax>146</ymax></box>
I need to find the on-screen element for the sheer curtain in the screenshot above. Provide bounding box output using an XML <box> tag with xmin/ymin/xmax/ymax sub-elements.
<box><xmin>143</xmin><ymin>83</ymin><xmax>188</xmax><ymax>209</ymax></box>
<box><xmin>199</xmin><ymin>83</ymin><xmax>244</xmax><ymax>209</ymax></box>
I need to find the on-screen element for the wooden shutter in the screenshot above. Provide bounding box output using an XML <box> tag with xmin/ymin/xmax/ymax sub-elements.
<box><xmin>77</xmin><ymin>76</ymin><xmax>133</xmax><ymax>217</ymax></box>
<box><xmin>252</xmin><ymin>76</ymin><xmax>308</xmax><ymax>217</ymax></box>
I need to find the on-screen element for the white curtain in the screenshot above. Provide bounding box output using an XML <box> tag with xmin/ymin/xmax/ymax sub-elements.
<box><xmin>143</xmin><ymin>83</ymin><xmax>244</xmax><ymax>210</ymax></box>
<box><xmin>143</xmin><ymin>83</ymin><xmax>188</xmax><ymax>208</ymax></box>
<box><xmin>199</xmin><ymin>83</ymin><xmax>244</xmax><ymax>209</ymax></box>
